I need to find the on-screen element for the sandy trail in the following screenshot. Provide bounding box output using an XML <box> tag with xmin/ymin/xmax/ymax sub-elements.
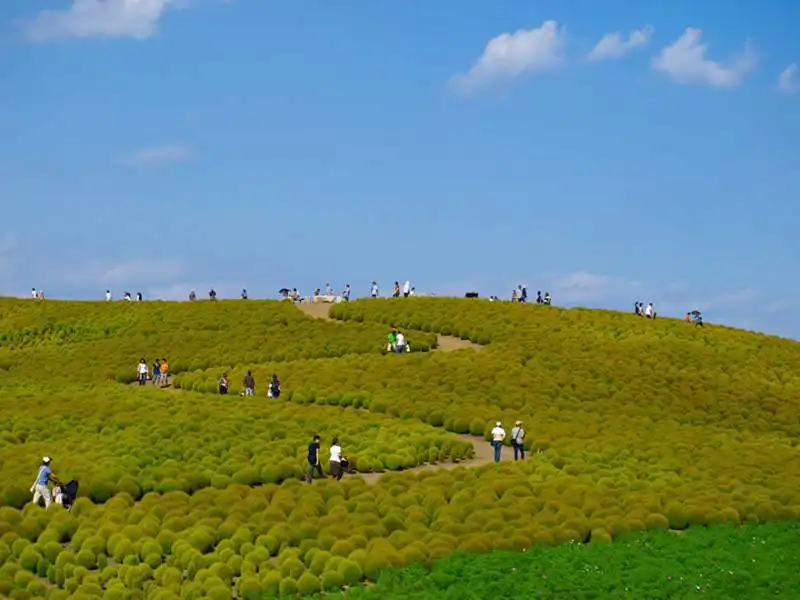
<box><xmin>296</xmin><ymin>301</ymin><xmax>482</xmax><ymax>352</ymax></box>
<box><xmin>354</xmin><ymin>432</ymin><xmax>520</xmax><ymax>485</ymax></box>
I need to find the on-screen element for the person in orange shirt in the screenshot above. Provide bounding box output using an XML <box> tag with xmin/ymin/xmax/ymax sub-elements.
<box><xmin>159</xmin><ymin>358</ymin><xmax>169</xmax><ymax>387</ymax></box>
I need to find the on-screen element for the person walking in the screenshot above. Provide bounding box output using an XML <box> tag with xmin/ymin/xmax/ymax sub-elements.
<box><xmin>137</xmin><ymin>358</ymin><xmax>148</xmax><ymax>386</ymax></box>
<box><xmin>219</xmin><ymin>373</ymin><xmax>229</xmax><ymax>395</ymax></box>
<box><xmin>306</xmin><ymin>435</ymin><xmax>325</xmax><ymax>483</ymax></box>
<box><xmin>329</xmin><ymin>437</ymin><xmax>344</xmax><ymax>481</ymax></box>
<box><xmin>511</xmin><ymin>420</ymin><xmax>525</xmax><ymax>461</ymax></box>
<box><xmin>243</xmin><ymin>371</ymin><xmax>255</xmax><ymax>396</ymax></box>
<box><xmin>30</xmin><ymin>457</ymin><xmax>59</xmax><ymax>508</ymax></box>
<box><xmin>490</xmin><ymin>421</ymin><xmax>506</xmax><ymax>463</ymax></box>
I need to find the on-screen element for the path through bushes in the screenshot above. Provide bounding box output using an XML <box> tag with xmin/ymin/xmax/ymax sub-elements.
<box><xmin>296</xmin><ymin>301</ymin><xmax>482</xmax><ymax>352</ymax></box>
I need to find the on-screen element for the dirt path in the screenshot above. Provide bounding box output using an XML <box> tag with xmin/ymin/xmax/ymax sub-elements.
<box><xmin>296</xmin><ymin>301</ymin><xmax>481</xmax><ymax>352</ymax></box>
<box><xmin>356</xmin><ymin>432</ymin><xmax>519</xmax><ymax>485</ymax></box>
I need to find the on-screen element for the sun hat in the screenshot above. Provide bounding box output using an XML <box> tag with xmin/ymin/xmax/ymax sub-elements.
<box><xmin>42</xmin><ymin>456</ymin><xmax>51</xmax><ymax>464</ymax></box>
<box><xmin>515</xmin><ymin>420</ymin><xmax>522</xmax><ymax>425</ymax></box>
<box><xmin>496</xmin><ymin>421</ymin><xmax>501</xmax><ymax>427</ymax></box>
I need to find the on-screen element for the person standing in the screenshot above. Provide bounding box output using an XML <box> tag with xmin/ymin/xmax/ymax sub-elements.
<box><xmin>511</xmin><ymin>420</ymin><xmax>525</xmax><ymax>461</ymax></box>
<box><xmin>243</xmin><ymin>371</ymin><xmax>255</xmax><ymax>396</ymax></box>
<box><xmin>343</xmin><ymin>284</ymin><xmax>351</xmax><ymax>301</ymax></box>
<box><xmin>403</xmin><ymin>280</ymin><xmax>411</xmax><ymax>297</ymax></box>
<box><xmin>370</xmin><ymin>281</ymin><xmax>379</xmax><ymax>298</ymax></box>
<box><xmin>490</xmin><ymin>421</ymin><xmax>506</xmax><ymax>463</ymax></box>
<box><xmin>268</xmin><ymin>374</ymin><xmax>281</xmax><ymax>399</ymax></box>
<box><xmin>394</xmin><ymin>330</ymin><xmax>406</xmax><ymax>354</ymax></box>
<box><xmin>30</xmin><ymin>457</ymin><xmax>59</xmax><ymax>508</ymax></box>
<box><xmin>152</xmin><ymin>359</ymin><xmax>161</xmax><ymax>386</ymax></box>
<box><xmin>306</xmin><ymin>435</ymin><xmax>325</xmax><ymax>483</ymax></box>
<box><xmin>137</xmin><ymin>358</ymin><xmax>148</xmax><ymax>386</ymax></box>
<box><xmin>159</xmin><ymin>358</ymin><xmax>169</xmax><ymax>387</ymax></box>
<box><xmin>329</xmin><ymin>437</ymin><xmax>344</xmax><ymax>481</ymax></box>
<box><xmin>219</xmin><ymin>373</ymin><xmax>229</xmax><ymax>395</ymax></box>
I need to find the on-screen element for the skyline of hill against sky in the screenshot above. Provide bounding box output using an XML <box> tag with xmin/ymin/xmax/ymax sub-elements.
<box><xmin>1</xmin><ymin>0</ymin><xmax>798</xmax><ymax>338</ymax></box>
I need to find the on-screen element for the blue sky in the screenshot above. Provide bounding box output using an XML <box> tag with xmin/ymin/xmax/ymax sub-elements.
<box><xmin>1</xmin><ymin>0</ymin><xmax>798</xmax><ymax>337</ymax></box>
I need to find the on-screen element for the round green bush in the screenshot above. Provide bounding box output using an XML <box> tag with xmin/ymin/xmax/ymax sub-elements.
<box><xmin>76</xmin><ymin>549</ymin><xmax>96</xmax><ymax>569</ymax></box>
<box><xmin>321</xmin><ymin>568</ymin><xmax>345</xmax><ymax>591</ymax></box>
<box><xmin>18</xmin><ymin>548</ymin><xmax>42</xmax><ymax>573</ymax></box>
<box><xmin>260</xmin><ymin>570</ymin><xmax>281</xmax><ymax>596</ymax></box>
<box><xmin>278</xmin><ymin>577</ymin><xmax>297</xmax><ymax>597</ymax></box>
<box><xmin>296</xmin><ymin>571</ymin><xmax>321</xmax><ymax>596</ymax></box>
<box><xmin>237</xmin><ymin>574</ymin><xmax>262</xmax><ymax>600</ymax></box>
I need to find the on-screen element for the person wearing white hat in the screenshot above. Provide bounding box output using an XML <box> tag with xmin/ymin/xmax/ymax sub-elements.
<box><xmin>490</xmin><ymin>421</ymin><xmax>506</xmax><ymax>463</ymax></box>
<box><xmin>511</xmin><ymin>420</ymin><xmax>526</xmax><ymax>461</ymax></box>
<box><xmin>30</xmin><ymin>457</ymin><xmax>59</xmax><ymax>508</ymax></box>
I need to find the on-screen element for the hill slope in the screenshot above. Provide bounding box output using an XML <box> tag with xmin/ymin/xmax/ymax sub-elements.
<box><xmin>0</xmin><ymin>296</ymin><xmax>799</xmax><ymax>599</ymax></box>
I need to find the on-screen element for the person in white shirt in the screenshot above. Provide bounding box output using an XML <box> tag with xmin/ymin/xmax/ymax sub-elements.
<box><xmin>510</xmin><ymin>421</ymin><xmax>525</xmax><ymax>461</ymax></box>
<box><xmin>137</xmin><ymin>358</ymin><xmax>149</xmax><ymax>386</ymax></box>
<box><xmin>370</xmin><ymin>282</ymin><xmax>379</xmax><ymax>298</ymax></box>
<box><xmin>31</xmin><ymin>288</ymin><xmax>38</xmax><ymax>299</ymax></box>
<box><xmin>490</xmin><ymin>421</ymin><xmax>506</xmax><ymax>463</ymax></box>
<box><xmin>409</xmin><ymin>287</ymin><xmax>416</xmax><ymax>297</ymax></box>
<box><xmin>343</xmin><ymin>285</ymin><xmax>351</xmax><ymax>301</ymax></box>
<box><xmin>394</xmin><ymin>331</ymin><xmax>406</xmax><ymax>353</ymax></box>
<box><xmin>645</xmin><ymin>302</ymin><xmax>653</xmax><ymax>318</ymax></box>
<box><xmin>403</xmin><ymin>281</ymin><xmax>411</xmax><ymax>297</ymax></box>
<box><xmin>105</xmin><ymin>290</ymin><xmax>112</xmax><ymax>301</ymax></box>
<box><xmin>329</xmin><ymin>437</ymin><xmax>345</xmax><ymax>481</ymax></box>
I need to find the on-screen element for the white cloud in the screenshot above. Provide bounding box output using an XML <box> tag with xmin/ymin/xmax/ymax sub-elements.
<box><xmin>778</xmin><ymin>63</ymin><xmax>799</xmax><ymax>93</ymax></box>
<box><xmin>550</xmin><ymin>270</ymin><xmax>641</xmax><ymax>304</ymax></box>
<box><xmin>57</xmin><ymin>259</ymin><xmax>183</xmax><ymax>287</ymax></box>
<box><xmin>117</xmin><ymin>144</ymin><xmax>192</xmax><ymax>167</ymax></box>
<box><xmin>651</xmin><ymin>28</ymin><xmax>757</xmax><ymax>87</ymax></box>
<box><xmin>587</xmin><ymin>25</ymin><xmax>653</xmax><ymax>62</ymax></box>
<box><xmin>20</xmin><ymin>0</ymin><xmax>180</xmax><ymax>42</ymax></box>
<box><xmin>449</xmin><ymin>20</ymin><xmax>566</xmax><ymax>93</ymax></box>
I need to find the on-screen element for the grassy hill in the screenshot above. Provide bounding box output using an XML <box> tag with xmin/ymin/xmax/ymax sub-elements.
<box><xmin>0</xmin><ymin>296</ymin><xmax>799</xmax><ymax>599</ymax></box>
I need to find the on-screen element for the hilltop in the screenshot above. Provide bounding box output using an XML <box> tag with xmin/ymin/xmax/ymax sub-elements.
<box><xmin>0</xmin><ymin>296</ymin><xmax>799</xmax><ymax>599</ymax></box>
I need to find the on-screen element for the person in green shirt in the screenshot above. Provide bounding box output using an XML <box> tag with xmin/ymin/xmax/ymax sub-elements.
<box><xmin>387</xmin><ymin>327</ymin><xmax>397</xmax><ymax>352</ymax></box>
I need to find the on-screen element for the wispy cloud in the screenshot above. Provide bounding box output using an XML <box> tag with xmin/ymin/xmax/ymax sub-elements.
<box><xmin>19</xmin><ymin>0</ymin><xmax>181</xmax><ymax>42</ymax></box>
<box><xmin>651</xmin><ymin>28</ymin><xmax>757</xmax><ymax>87</ymax></box>
<box><xmin>549</xmin><ymin>270</ymin><xmax>641</xmax><ymax>304</ymax></box>
<box><xmin>777</xmin><ymin>63</ymin><xmax>799</xmax><ymax>93</ymax></box>
<box><xmin>117</xmin><ymin>144</ymin><xmax>192</xmax><ymax>168</ymax></box>
<box><xmin>56</xmin><ymin>259</ymin><xmax>183</xmax><ymax>287</ymax></box>
<box><xmin>449</xmin><ymin>20</ymin><xmax>566</xmax><ymax>94</ymax></box>
<box><xmin>587</xmin><ymin>25</ymin><xmax>653</xmax><ymax>62</ymax></box>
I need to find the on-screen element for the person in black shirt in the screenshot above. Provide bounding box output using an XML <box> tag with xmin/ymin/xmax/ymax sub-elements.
<box><xmin>243</xmin><ymin>371</ymin><xmax>255</xmax><ymax>396</ymax></box>
<box><xmin>306</xmin><ymin>435</ymin><xmax>324</xmax><ymax>483</ymax></box>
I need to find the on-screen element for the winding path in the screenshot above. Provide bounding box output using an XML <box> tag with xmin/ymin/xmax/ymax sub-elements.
<box><xmin>129</xmin><ymin>303</ymin><xmax>502</xmax><ymax>487</ymax></box>
<box><xmin>296</xmin><ymin>301</ymin><xmax>482</xmax><ymax>352</ymax></box>
<box><xmin>356</xmin><ymin>432</ymin><xmax>517</xmax><ymax>485</ymax></box>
